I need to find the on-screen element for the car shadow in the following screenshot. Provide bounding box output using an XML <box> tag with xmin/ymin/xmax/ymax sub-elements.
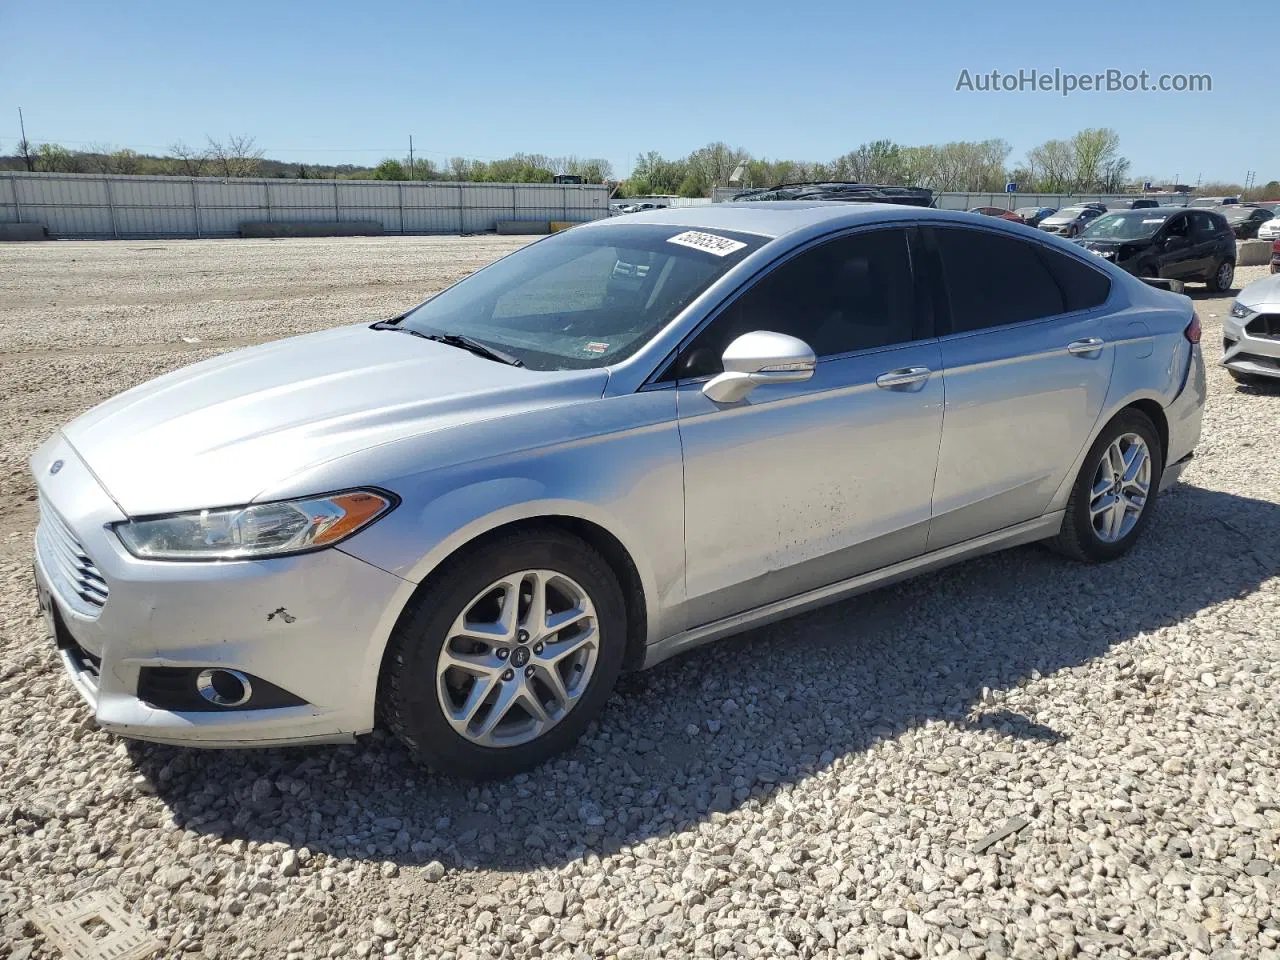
<box><xmin>130</xmin><ymin>484</ymin><xmax>1278</xmax><ymax>873</ymax></box>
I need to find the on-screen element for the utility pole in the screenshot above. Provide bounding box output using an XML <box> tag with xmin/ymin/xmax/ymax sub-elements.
<box><xmin>408</xmin><ymin>135</ymin><xmax>414</xmax><ymax>180</ymax></box>
<box><xmin>17</xmin><ymin>107</ymin><xmax>33</xmax><ymax>171</ymax></box>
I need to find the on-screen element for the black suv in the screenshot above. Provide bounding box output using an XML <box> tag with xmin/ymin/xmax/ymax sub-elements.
<box><xmin>1074</xmin><ymin>207</ymin><xmax>1237</xmax><ymax>291</ymax></box>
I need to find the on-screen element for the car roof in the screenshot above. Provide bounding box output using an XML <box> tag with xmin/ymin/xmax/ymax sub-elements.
<box><xmin>584</xmin><ymin>201</ymin><xmax>1013</xmax><ymax>240</ymax></box>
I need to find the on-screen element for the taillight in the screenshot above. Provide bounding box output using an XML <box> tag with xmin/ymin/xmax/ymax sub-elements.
<box><xmin>1273</xmin><ymin>239</ymin><xmax>1280</xmax><ymax>254</ymax></box>
<box><xmin>1185</xmin><ymin>312</ymin><xmax>1202</xmax><ymax>344</ymax></box>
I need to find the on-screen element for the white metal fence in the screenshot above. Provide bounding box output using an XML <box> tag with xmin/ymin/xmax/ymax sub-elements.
<box><xmin>711</xmin><ymin>185</ymin><xmax>1192</xmax><ymax>208</ymax></box>
<box><xmin>0</xmin><ymin>172</ymin><xmax>611</xmax><ymax>238</ymax></box>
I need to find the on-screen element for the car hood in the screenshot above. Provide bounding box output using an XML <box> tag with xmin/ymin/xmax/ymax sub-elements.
<box><xmin>1237</xmin><ymin>271</ymin><xmax>1280</xmax><ymax>311</ymax></box>
<box><xmin>61</xmin><ymin>324</ymin><xmax>608</xmax><ymax>515</ymax></box>
<box><xmin>1041</xmin><ymin>215</ymin><xmax>1077</xmax><ymax>224</ymax></box>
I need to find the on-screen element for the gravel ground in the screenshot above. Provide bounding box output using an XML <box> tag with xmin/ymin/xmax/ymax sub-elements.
<box><xmin>1</xmin><ymin>239</ymin><xmax>1277</xmax><ymax>960</ymax></box>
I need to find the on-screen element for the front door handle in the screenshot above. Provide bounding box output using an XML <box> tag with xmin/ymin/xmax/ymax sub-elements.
<box><xmin>876</xmin><ymin>366</ymin><xmax>932</xmax><ymax>388</ymax></box>
<box><xmin>1067</xmin><ymin>338</ymin><xmax>1105</xmax><ymax>356</ymax></box>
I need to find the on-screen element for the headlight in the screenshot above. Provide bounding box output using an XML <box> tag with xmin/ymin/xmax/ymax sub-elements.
<box><xmin>1229</xmin><ymin>301</ymin><xmax>1252</xmax><ymax>320</ymax></box>
<box><xmin>114</xmin><ymin>489</ymin><xmax>396</xmax><ymax>560</ymax></box>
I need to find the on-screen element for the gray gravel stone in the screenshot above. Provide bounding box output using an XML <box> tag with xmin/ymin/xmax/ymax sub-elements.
<box><xmin>1</xmin><ymin>243</ymin><xmax>1275</xmax><ymax>960</ymax></box>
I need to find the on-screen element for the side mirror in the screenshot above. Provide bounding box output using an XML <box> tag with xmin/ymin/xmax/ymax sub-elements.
<box><xmin>702</xmin><ymin>331</ymin><xmax>816</xmax><ymax>403</ymax></box>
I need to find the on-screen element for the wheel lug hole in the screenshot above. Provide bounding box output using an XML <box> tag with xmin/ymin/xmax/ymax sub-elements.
<box><xmin>525</xmin><ymin>666</ymin><xmax>535</xmax><ymax>679</ymax></box>
<box><xmin>517</xmin><ymin>629</ymin><xmax>530</xmax><ymax>644</ymax></box>
<box><xmin>496</xmin><ymin>649</ymin><xmax>509</xmax><ymax>660</ymax></box>
<box><xmin>533</xmin><ymin>643</ymin><xmax>543</xmax><ymax>655</ymax></box>
<box><xmin>502</xmin><ymin>668</ymin><xmax>515</xmax><ymax>682</ymax></box>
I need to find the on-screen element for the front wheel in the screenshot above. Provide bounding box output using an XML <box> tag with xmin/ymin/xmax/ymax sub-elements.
<box><xmin>1048</xmin><ymin>410</ymin><xmax>1163</xmax><ymax>563</ymax></box>
<box><xmin>1207</xmin><ymin>259</ymin><xmax>1234</xmax><ymax>293</ymax></box>
<box><xmin>379</xmin><ymin>528</ymin><xmax>627</xmax><ymax>779</ymax></box>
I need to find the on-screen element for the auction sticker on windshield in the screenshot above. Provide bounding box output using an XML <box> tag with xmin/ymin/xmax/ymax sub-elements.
<box><xmin>667</xmin><ymin>231</ymin><xmax>748</xmax><ymax>257</ymax></box>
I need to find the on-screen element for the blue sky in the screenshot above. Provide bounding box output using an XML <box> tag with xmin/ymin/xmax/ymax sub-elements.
<box><xmin>1</xmin><ymin>0</ymin><xmax>1272</xmax><ymax>185</ymax></box>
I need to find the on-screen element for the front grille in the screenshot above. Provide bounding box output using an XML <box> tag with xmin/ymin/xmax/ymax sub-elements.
<box><xmin>1245</xmin><ymin>314</ymin><xmax>1280</xmax><ymax>340</ymax></box>
<box><xmin>37</xmin><ymin>498</ymin><xmax>108</xmax><ymax>615</ymax></box>
<box><xmin>1235</xmin><ymin>352</ymin><xmax>1280</xmax><ymax>370</ymax></box>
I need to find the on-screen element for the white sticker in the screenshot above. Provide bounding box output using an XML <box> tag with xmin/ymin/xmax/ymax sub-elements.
<box><xmin>1142</xmin><ymin>218</ymin><xmax>1165</xmax><ymax>224</ymax></box>
<box><xmin>583</xmin><ymin>341</ymin><xmax>609</xmax><ymax>354</ymax></box>
<box><xmin>666</xmin><ymin>230</ymin><xmax>747</xmax><ymax>257</ymax></box>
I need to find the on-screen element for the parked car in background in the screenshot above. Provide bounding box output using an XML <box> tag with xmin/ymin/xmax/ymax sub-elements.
<box><xmin>31</xmin><ymin>203</ymin><xmax>1205</xmax><ymax>778</ymax></box>
<box><xmin>1015</xmin><ymin>206</ymin><xmax>1058</xmax><ymax>227</ymax></box>
<box><xmin>1188</xmin><ymin>196</ymin><xmax>1239</xmax><ymax>207</ymax></box>
<box><xmin>1243</xmin><ymin>201</ymin><xmax>1280</xmax><ymax>216</ymax></box>
<box><xmin>1079</xmin><ymin>202</ymin><xmax>1109</xmax><ymax>212</ymax></box>
<box><xmin>1039</xmin><ymin>206</ymin><xmax>1105</xmax><ymax>238</ymax></box>
<box><xmin>1224</xmin><ymin>272</ymin><xmax>1280</xmax><ymax>382</ymax></box>
<box><xmin>1222</xmin><ymin>205</ymin><xmax>1275</xmax><ymax>239</ymax></box>
<box><xmin>1106</xmin><ymin>198</ymin><xmax>1160</xmax><ymax>210</ymax></box>
<box><xmin>968</xmin><ymin>206</ymin><xmax>1025</xmax><ymax>223</ymax></box>
<box><xmin>733</xmin><ymin>182</ymin><xmax>936</xmax><ymax>207</ymax></box>
<box><xmin>1260</xmin><ymin>217</ymin><xmax>1280</xmax><ymax>242</ymax></box>
<box><xmin>1075</xmin><ymin>208</ymin><xmax>1237</xmax><ymax>291</ymax></box>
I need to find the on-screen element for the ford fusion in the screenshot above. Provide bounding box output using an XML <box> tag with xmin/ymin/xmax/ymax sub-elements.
<box><xmin>33</xmin><ymin>204</ymin><xmax>1205</xmax><ymax>778</ymax></box>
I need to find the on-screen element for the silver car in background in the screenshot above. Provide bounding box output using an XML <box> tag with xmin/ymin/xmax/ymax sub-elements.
<box><xmin>32</xmin><ymin>204</ymin><xmax>1206</xmax><ymax>779</ymax></box>
<box><xmin>1225</xmin><ymin>272</ymin><xmax>1280</xmax><ymax>383</ymax></box>
<box><xmin>1039</xmin><ymin>205</ymin><xmax>1106</xmax><ymax>238</ymax></box>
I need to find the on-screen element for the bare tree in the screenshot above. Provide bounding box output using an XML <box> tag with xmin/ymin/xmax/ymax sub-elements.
<box><xmin>17</xmin><ymin>136</ymin><xmax>35</xmax><ymax>172</ymax></box>
<box><xmin>169</xmin><ymin>140</ymin><xmax>209</xmax><ymax>177</ymax></box>
<box><xmin>205</xmin><ymin>135</ymin><xmax>264</xmax><ymax>177</ymax></box>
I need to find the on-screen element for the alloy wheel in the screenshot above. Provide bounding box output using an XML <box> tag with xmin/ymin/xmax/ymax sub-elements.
<box><xmin>1216</xmin><ymin>260</ymin><xmax>1234</xmax><ymax>290</ymax></box>
<box><xmin>1089</xmin><ymin>432</ymin><xmax>1152</xmax><ymax>543</ymax></box>
<box><xmin>436</xmin><ymin>569</ymin><xmax>598</xmax><ymax>748</ymax></box>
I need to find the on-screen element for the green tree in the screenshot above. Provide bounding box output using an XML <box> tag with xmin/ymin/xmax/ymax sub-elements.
<box><xmin>371</xmin><ymin>158</ymin><xmax>407</xmax><ymax>180</ymax></box>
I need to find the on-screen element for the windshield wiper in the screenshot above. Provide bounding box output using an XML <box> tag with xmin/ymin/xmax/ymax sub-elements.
<box><xmin>370</xmin><ymin>321</ymin><xmax>523</xmax><ymax>367</ymax></box>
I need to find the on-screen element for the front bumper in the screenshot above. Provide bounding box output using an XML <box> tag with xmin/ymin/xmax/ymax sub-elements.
<box><xmin>31</xmin><ymin>435</ymin><xmax>413</xmax><ymax>748</ymax></box>
<box><xmin>1223</xmin><ymin>313</ymin><xmax>1280</xmax><ymax>380</ymax></box>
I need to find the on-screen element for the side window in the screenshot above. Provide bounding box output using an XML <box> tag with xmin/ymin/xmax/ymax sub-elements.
<box><xmin>672</xmin><ymin>229</ymin><xmax>915</xmax><ymax>379</ymax></box>
<box><xmin>1040</xmin><ymin>246</ymin><xmax>1112</xmax><ymax>312</ymax></box>
<box><xmin>934</xmin><ymin>228</ymin><xmax>1065</xmax><ymax>333</ymax></box>
<box><xmin>1188</xmin><ymin>211</ymin><xmax>1212</xmax><ymax>236</ymax></box>
<box><xmin>1165</xmin><ymin>215</ymin><xmax>1190</xmax><ymax>238</ymax></box>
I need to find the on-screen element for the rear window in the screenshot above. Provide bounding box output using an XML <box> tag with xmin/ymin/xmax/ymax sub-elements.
<box><xmin>1040</xmin><ymin>248</ymin><xmax>1112</xmax><ymax>312</ymax></box>
<box><xmin>934</xmin><ymin>228</ymin><xmax>1065</xmax><ymax>333</ymax></box>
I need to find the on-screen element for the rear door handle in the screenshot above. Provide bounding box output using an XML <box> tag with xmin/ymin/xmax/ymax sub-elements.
<box><xmin>1067</xmin><ymin>338</ymin><xmax>1105</xmax><ymax>356</ymax></box>
<box><xmin>876</xmin><ymin>366</ymin><xmax>932</xmax><ymax>388</ymax></box>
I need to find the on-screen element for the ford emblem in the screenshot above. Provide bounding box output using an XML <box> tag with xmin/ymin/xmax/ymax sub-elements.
<box><xmin>49</xmin><ymin>460</ymin><xmax>63</xmax><ymax>475</ymax></box>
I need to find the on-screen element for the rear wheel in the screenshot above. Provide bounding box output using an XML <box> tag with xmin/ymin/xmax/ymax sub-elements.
<box><xmin>1207</xmin><ymin>259</ymin><xmax>1234</xmax><ymax>292</ymax></box>
<box><xmin>379</xmin><ymin>528</ymin><xmax>627</xmax><ymax>779</ymax></box>
<box><xmin>1048</xmin><ymin>410</ymin><xmax>1163</xmax><ymax>563</ymax></box>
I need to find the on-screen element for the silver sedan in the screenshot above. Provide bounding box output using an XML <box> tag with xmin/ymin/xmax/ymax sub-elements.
<box><xmin>32</xmin><ymin>204</ymin><xmax>1206</xmax><ymax>778</ymax></box>
<box><xmin>1225</xmin><ymin>272</ymin><xmax>1280</xmax><ymax>383</ymax></box>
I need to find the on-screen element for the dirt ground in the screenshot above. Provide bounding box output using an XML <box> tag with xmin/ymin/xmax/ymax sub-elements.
<box><xmin>1</xmin><ymin>237</ymin><xmax>1277</xmax><ymax>960</ymax></box>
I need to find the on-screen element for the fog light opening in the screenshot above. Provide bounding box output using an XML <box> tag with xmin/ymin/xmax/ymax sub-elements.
<box><xmin>196</xmin><ymin>668</ymin><xmax>254</xmax><ymax>707</ymax></box>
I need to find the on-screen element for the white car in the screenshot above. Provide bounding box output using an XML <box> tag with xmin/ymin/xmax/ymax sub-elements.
<box><xmin>1258</xmin><ymin>218</ymin><xmax>1280</xmax><ymax>241</ymax></box>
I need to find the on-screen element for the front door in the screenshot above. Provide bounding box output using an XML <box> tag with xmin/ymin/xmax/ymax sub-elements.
<box><xmin>1157</xmin><ymin>213</ymin><xmax>1199</xmax><ymax>279</ymax></box>
<box><xmin>670</xmin><ymin>227</ymin><xmax>944</xmax><ymax>628</ymax></box>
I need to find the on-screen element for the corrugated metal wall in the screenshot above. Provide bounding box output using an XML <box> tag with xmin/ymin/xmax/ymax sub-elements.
<box><xmin>0</xmin><ymin>172</ymin><xmax>611</xmax><ymax>238</ymax></box>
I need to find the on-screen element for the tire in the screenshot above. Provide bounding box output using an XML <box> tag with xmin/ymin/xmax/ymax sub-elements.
<box><xmin>1228</xmin><ymin>368</ymin><xmax>1267</xmax><ymax>385</ymax></box>
<box><xmin>379</xmin><ymin>527</ymin><xmax>627</xmax><ymax>779</ymax></box>
<box><xmin>1206</xmin><ymin>258</ymin><xmax>1234</xmax><ymax>293</ymax></box>
<box><xmin>1048</xmin><ymin>409</ymin><xmax>1163</xmax><ymax>563</ymax></box>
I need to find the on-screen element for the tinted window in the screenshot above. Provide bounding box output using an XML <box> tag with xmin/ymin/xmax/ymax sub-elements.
<box><xmin>672</xmin><ymin>229</ymin><xmax>915</xmax><ymax>379</ymax></box>
<box><xmin>1041</xmin><ymin>247</ymin><xmax>1112</xmax><ymax>312</ymax></box>
<box><xmin>934</xmin><ymin>228</ymin><xmax>1065</xmax><ymax>333</ymax></box>
<box><xmin>1164</xmin><ymin>215</ymin><xmax>1190</xmax><ymax>238</ymax></box>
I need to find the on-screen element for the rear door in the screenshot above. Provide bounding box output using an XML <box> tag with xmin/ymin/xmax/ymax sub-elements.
<box><xmin>924</xmin><ymin>225</ymin><xmax>1116</xmax><ymax>549</ymax></box>
<box><xmin>1188</xmin><ymin>211</ymin><xmax>1223</xmax><ymax>276</ymax></box>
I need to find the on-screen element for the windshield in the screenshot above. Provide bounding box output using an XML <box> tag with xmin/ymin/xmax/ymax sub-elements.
<box><xmin>396</xmin><ymin>224</ymin><xmax>767</xmax><ymax>371</ymax></box>
<box><xmin>1081</xmin><ymin>211</ymin><xmax>1171</xmax><ymax>241</ymax></box>
<box><xmin>1051</xmin><ymin>207</ymin><xmax>1086</xmax><ymax>219</ymax></box>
